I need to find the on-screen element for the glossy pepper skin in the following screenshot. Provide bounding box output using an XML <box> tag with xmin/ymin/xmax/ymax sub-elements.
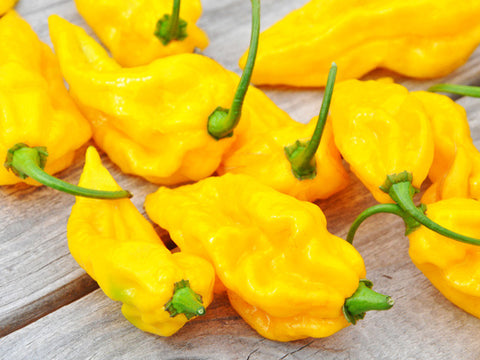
<box><xmin>74</xmin><ymin>0</ymin><xmax>208</xmax><ymax>67</ymax></box>
<box><xmin>0</xmin><ymin>11</ymin><xmax>91</xmax><ymax>186</ymax></box>
<box><xmin>239</xmin><ymin>0</ymin><xmax>480</xmax><ymax>87</ymax></box>
<box><xmin>329</xmin><ymin>79</ymin><xmax>434</xmax><ymax>203</ymax></box>
<box><xmin>145</xmin><ymin>173</ymin><xmax>385</xmax><ymax>341</ymax></box>
<box><xmin>67</xmin><ymin>146</ymin><xmax>215</xmax><ymax>336</ymax></box>
<box><xmin>218</xmin><ymin>117</ymin><xmax>349</xmax><ymax>201</ymax></box>
<box><xmin>410</xmin><ymin>91</ymin><xmax>480</xmax><ymax>203</ymax></box>
<box><xmin>408</xmin><ymin>198</ymin><xmax>480</xmax><ymax>318</ymax></box>
<box><xmin>0</xmin><ymin>0</ymin><xmax>17</xmax><ymax>15</ymax></box>
<box><xmin>49</xmin><ymin>16</ymin><xmax>292</xmax><ymax>186</ymax></box>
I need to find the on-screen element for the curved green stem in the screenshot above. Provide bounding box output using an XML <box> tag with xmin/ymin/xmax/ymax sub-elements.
<box><xmin>378</xmin><ymin>171</ymin><xmax>480</xmax><ymax>246</ymax></box>
<box><xmin>389</xmin><ymin>181</ymin><xmax>480</xmax><ymax>246</ymax></box>
<box><xmin>346</xmin><ymin>203</ymin><xmax>421</xmax><ymax>244</ymax></box>
<box><xmin>284</xmin><ymin>63</ymin><xmax>337</xmax><ymax>180</ymax></box>
<box><xmin>207</xmin><ymin>0</ymin><xmax>260</xmax><ymax>140</ymax></box>
<box><xmin>428</xmin><ymin>84</ymin><xmax>480</xmax><ymax>98</ymax></box>
<box><xmin>343</xmin><ymin>280</ymin><xmax>394</xmax><ymax>325</ymax></box>
<box><xmin>164</xmin><ymin>280</ymin><xmax>205</xmax><ymax>319</ymax></box>
<box><xmin>154</xmin><ymin>0</ymin><xmax>188</xmax><ymax>45</ymax></box>
<box><xmin>4</xmin><ymin>143</ymin><xmax>132</xmax><ymax>199</ymax></box>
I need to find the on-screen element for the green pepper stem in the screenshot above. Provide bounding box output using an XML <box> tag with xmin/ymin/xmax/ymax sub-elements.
<box><xmin>164</xmin><ymin>280</ymin><xmax>205</xmax><ymax>320</ymax></box>
<box><xmin>346</xmin><ymin>203</ymin><xmax>420</xmax><ymax>244</ymax></box>
<box><xmin>5</xmin><ymin>144</ymin><xmax>132</xmax><ymax>199</ymax></box>
<box><xmin>207</xmin><ymin>0</ymin><xmax>260</xmax><ymax>140</ymax></box>
<box><xmin>388</xmin><ymin>181</ymin><xmax>480</xmax><ymax>246</ymax></box>
<box><xmin>154</xmin><ymin>0</ymin><xmax>188</xmax><ymax>46</ymax></box>
<box><xmin>428</xmin><ymin>84</ymin><xmax>480</xmax><ymax>98</ymax></box>
<box><xmin>284</xmin><ymin>63</ymin><xmax>337</xmax><ymax>180</ymax></box>
<box><xmin>343</xmin><ymin>280</ymin><xmax>394</xmax><ymax>325</ymax></box>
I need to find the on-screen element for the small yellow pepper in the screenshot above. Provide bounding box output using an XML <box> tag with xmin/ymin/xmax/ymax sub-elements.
<box><xmin>145</xmin><ymin>173</ymin><xmax>393</xmax><ymax>342</ymax></box>
<box><xmin>67</xmin><ymin>146</ymin><xmax>215</xmax><ymax>336</ymax></box>
<box><xmin>408</xmin><ymin>198</ymin><xmax>480</xmax><ymax>318</ymax></box>
<box><xmin>408</xmin><ymin>91</ymin><xmax>480</xmax><ymax>203</ymax></box>
<box><xmin>331</xmin><ymin>79</ymin><xmax>480</xmax><ymax>247</ymax></box>
<box><xmin>0</xmin><ymin>11</ymin><xmax>129</xmax><ymax>199</ymax></box>
<box><xmin>330</xmin><ymin>79</ymin><xmax>434</xmax><ymax>204</ymax></box>
<box><xmin>218</xmin><ymin>64</ymin><xmax>349</xmax><ymax>201</ymax></box>
<box><xmin>239</xmin><ymin>0</ymin><xmax>480</xmax><ymax>87</ymax></box>
<box><xmin>0</xmin><ymin>0</ymin><xmax>17</xmax><ymax>16</ymax></box>
<box><xmin>74</xmin><ymin>0</ymin><xmax>208</xmax><ymax>67</ymax></box>
<box><xmin>49</xmin><ymin>15</ymin><xmax>292</xmax><ymax>186</ymax></box>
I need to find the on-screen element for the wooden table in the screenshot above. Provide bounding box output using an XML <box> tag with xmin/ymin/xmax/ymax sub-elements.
<box><xmin>2</xmin><ymin>1</ymin><xmax>480</xmax><ymax>359</ymax></box>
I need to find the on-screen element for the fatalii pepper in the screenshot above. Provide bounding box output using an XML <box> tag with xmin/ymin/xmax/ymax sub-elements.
<box><xmin>49</xmin><ymin>1</ymin><xmax>292</xmax><ymax>186</ymax></box>
<box><xmin>239</xmin><ymin>0</ymin><xmax>480</xmax><ymax>87</ymax></box>
<box><xmin>145</xmin><ymin>173</ymin><xmax>393</xmax><ymax>342</ymax></box>
<box><xmin>328</xmin><ymin>79</ymin><xmax>480</xmax><ymax>246</ymax></box>
<box><xmin>74</xmin><ymin>0</ymin><xmax>208</xmax><ymax>67</ymax></box>
<box><xmin>0</xmin><ymin>11</ymin><xmax>130</xmax><ymax>199</ymax></box>
<box><xmin>67</xmin><ymin>146</ymin><xmax>215</xmax><ymax>336</ymax></box>
<box><xmin>0</xmin><ymin>0</ymin><xmax>17</xmax><ymax>16</ymax></box>
<box><xmin>409</xmin><ymin>91</ymin><xmax>480</xmax><ymax>203</ymax></box>
<box><xmin>218</xmin><ymin>63</ymin><xmax>349</xmax><ymax>201</ymax></box>
<box><xmin>408</xmin><ymin>198</ymin><xmax>480</xmax><ymax>319</ymax></box>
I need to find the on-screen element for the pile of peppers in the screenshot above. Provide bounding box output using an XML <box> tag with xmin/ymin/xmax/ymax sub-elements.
<box><xmin>3</xmin><ymin>0</ymin><xmax>480</xmax><ymax>344</ymax></box>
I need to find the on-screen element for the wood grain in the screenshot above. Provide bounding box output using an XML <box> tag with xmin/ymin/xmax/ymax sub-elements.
<box><xmin>2</xmin><ymin>0</ymin><xmax>480</xmax><ymax>359</ymax></box>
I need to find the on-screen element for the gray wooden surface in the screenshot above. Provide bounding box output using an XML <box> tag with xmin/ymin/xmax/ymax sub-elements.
<box><xmin>1</xmin><ymin>0</ymin><xmax>480</xmax><ymax>359</ymax></box>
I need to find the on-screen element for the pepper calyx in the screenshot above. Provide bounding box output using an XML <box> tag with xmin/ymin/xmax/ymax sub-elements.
<box><xmin>164</xmin><ymin>280</ymin><xmax>205</xmax><ymax>320</ymax></box>
<box><xmin>207</xmin><ymin>107</ymin><xmax>234</xmax><ymax>140</ymax></box>
<box><xmin>154</xmin><ymin>0</ymin><xmax>188</xmax><ymax>46</ymax></box>
<box><xmin>379</xmin><ymin>171</ymin><xmax>415</xmax><ymax>194</ymax></box>
<box><xmin>5</xmin><ymin>143</ymin><xmax>48</xmax><ymax>179</ymax></box>
<box><xmin>342</xmin><ymin>279</ymin><xmax>394</xmax><ymax>325</ymax></box>
<box><xmin>154</xmin><ymin>15</ymin><xmax>188</xmax><ymax>46</ymax></box>
<box><xmin>284</xmin><ymin>140</ymin><xmax>317</xmax><ymax>180</ymax></box>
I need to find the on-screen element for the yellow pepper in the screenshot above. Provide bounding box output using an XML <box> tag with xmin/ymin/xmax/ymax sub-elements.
<box><xmin>0</xmin><ymin>12</ymin><xmax>128</xmax><ymax>198</ymax></box>
<box><xmin>48</xmin><ymin>15</ymin><xmax>292</xmax><ymax>186</ymax></box>
<box><xmin>145</xmin><ymin>173</ymin><xmax>393</xmax><ymax>341</ymax></box>
<box><xmin>0</xmin><ymin>0</ymin><xmax>17</xmax><ymax>16</ymax></box>
<box><xmin>0</xmin><ymin>10</ymin><xmax>91</xmax><ymax>186</ymax></box>
<box><xmin>67</xmin><ymin>146</ymin><xmax>215</xmax><ymax>336</ymax></box>
<box><xmin>408</xmin><ymin>91</ymin><xmax>480</xmax><ymax>203</ymax></box>
<box><xmin>408</xmin><ymin>198</ymin><xmax>480</xmax><ymax>319</ymax></box>
<box><xmin>330</xmin><ymin>79</ymin><xmax>480</xmax><ymax>247</ymax></box>
<box><xmin>239</xmin><ymin>0</ymin><xmax>480</xmax><ymax>87</ymax></box>
<box><xmin>218</xmin><ymin>64</ymin><xmax>349</xmax><ymax>201</ymax></box>
<box><xmin>74</xmin><ymin>0</ymin><xmax>208</xmax><ymax>67</ymax></box>
<box><xmin>330</xmin><ymin>78</ymin><xmax>434</xmax><ymax>204</ymax></box>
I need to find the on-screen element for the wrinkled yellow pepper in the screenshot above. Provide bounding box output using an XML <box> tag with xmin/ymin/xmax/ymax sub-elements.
<box><xmin>0</xmin><ymin>11</ymin><xmax>91</xmax><ymax>186</ymax></box>
<box><xmin>218</xmin><ymin>64</ymin><xmax>349</xmax><ymax>202</ymax></box>
<box><xmin>408</xmin><ymin>198</ymin><xmax>480</xmax><ymax>318</ymax></box>
<box><xmin>67</xmin><ymin>146</ymin><xmax>215</xmax><ymax>336</ymax></box>
<box><xmin>74</xmin><ymin>0</ymin><xmax>208</xmax><ymax>67</ymax></box>
<box><xmin>145</xmin><ymin>173</ymin><xmax>393</xmax><ymax>341</ymax></box>
<box><xmin>239</xmin><ymin>0</ymin><xmax>480</xmax><ymax>87</ymax></box>
<box><xmin>49</xmin><ymin>16</ymin><xmax>292</xmax><ymax>186</ymax></box>
<box><xmin>410</xmin><ymin>91</ymin><xmax>480</xmax><ymax>203</ymax></box>
<box><xmin>218</xmin><ymin>113</ymin><xmax>349</xmax><ymax>202</ymax></box>
<box><xmin>330</xmin><ymin>79</ymin><xmax>434</xmax><ymax>203</ymax></box>
<box><xmin>0</xmin><ymin>0</ymin><xmax>17</xmax><ymax>16</ymax></box>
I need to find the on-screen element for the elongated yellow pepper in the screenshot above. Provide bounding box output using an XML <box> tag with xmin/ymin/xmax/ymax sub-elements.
<box><xmin>145</xmin><ymin>173</ymin><xmax>393</xmax><ymax>341</ymax></box>
<box><xmin>74</xmin><ymin>0</ymin><xmax>208</xmax><ymax>67</ymax></box>
<box><xmin>408</xmin><ymin>198</ymin><xmax>480</xmax><ymax>318</ymax></box>
<box><xmin>49</xmin><ymin>16</ymin><xmax>292</xmax><ymax>186</ymax></box>
<box><xmin>68</xmin><ymin>147</ymin><xmax>215</xmax><ymax>336</ymax></box>
<box><xmin>240</xmin><ymin>0</ymin><xmax>480</xmax><ymax>87</ymax></box>
<box><xmin>0</xmin><ymin>11</ymin><xmax>91</xmax><ymax>186</ymax></box>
